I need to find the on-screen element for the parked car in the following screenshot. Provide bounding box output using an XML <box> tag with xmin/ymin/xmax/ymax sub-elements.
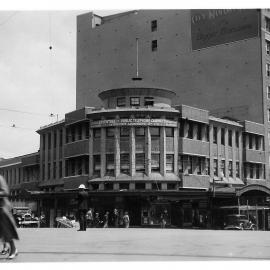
<box><xmin>12</xmin><ymin>207</ymin><xmax>39</xmax><ymax>228</ymax></box>
<box><xmin>224</xmin><ymin>214</ymin><xmax>256</xmax><ymax>230</ymax></box>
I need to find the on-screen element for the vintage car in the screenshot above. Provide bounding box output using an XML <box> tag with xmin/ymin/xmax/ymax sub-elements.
<box><xmin>224</xmin><ymin>214</ymin><xmax>256</xmax><ymax>230</ymax></box>
<box><xmin>12</xmin><ymin>207</ymin><xmax>40</xmax><ymax>228</ymax></box>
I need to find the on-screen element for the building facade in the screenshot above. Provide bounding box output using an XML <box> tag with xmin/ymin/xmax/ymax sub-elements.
<box><xmin>76</xmin><ymin>9</ymin><xmax>270</xmax><ymax>181</ymax></box>
<box><xmin>1</xmin><ymin>86</ymin><xmax>270</xmax><ymax>229</ymax></box>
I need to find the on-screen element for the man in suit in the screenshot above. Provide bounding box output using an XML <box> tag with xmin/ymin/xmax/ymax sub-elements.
<box><xmin>77</xmin><ymin>184</ymin><xmax>88</xmax><ymax>231</ymax></box>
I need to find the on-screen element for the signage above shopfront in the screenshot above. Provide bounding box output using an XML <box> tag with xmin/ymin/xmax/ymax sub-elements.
<box><xmin>91</xmin><ymin>118</ymin><xmax>178</xmax><ymax>128</ymax></box>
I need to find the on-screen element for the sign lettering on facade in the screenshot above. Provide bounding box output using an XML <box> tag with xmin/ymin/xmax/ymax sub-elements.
<box><xmin>91</xmin><ymin>118</ymin><xmax>177</xmax><ymax>128</ymax></box>
<box><xmin>191</xmin><ymin>9</ymin><xmax>259</xmax><ymax>50</ymax></box>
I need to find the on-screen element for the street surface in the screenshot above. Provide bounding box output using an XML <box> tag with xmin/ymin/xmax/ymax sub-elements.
<box><xmin>1</xmin><ymin>228</ymin><xmax>270</xmax><ymax>262</ymax></box>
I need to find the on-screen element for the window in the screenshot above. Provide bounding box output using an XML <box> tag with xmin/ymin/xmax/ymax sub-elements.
<box><xmin>106</xmin><ymin>127</ymin><xmax>114</xmax><ymax>137</ymax></box>
<box><xmin>130</xmin><ymin>97</ymin><xmax>140</xmax><ymax>106</ymax></box>
<box><xmin>151</xmin><ymin>20</ymin><xmax>157</xmax><ymax>32</ymax></box>
<box><xmin>228</xmin><ymin>161</ymin><xmax>233</xmax><ymax>177</ymax></box>
<box><xmin>187</xmin><ymin>122</ymin><xmax>193</xmax><ymax>139</ymax></box>
<box><xmin>266</xmin><ymin>39</ymin><xmax>270</xmax><ymax>55</ymax></box>
<box><xmin>268</xmin><ymin>86</ymin><xmax>270</xmax><ymax>99</ymax></box>
<box><xmin>117</xmin><ymin>97</ymin><xmax>126</xmax><ymax>107</ymax></box>
<box><xmin>120</xmin><ymin>127</ymin><xmax>129</xmax><ymax>137</ymax></box>
<box><xmin>151</xmin><ymin>154</ymin><xmax>160</xmax><ymax>172</ymax></box>
<box><xmin>221</xmin><ymin>160</ymin><xmax>225</xmax><ymax>177</ymax></box>
<box><xmin>93</xmin><ymin>128</ymin><xmax>101</xmax><ymax>138</ymax></box>
<box><xmin>135</xmin><ymin>127</ymin><xmax>145</xmax><ymax>136</ymax></box>
<box><xmin>255</xmin><ymin>136</ymin><xmax>260</xmax><ymax>150</ymax></box>
<box><xmin>151</xmin><ymin>40</ymin><xmax>157</xmax><ymax>51</ymax></box>
<box><xmin>120</xmin><ymin>153</ymin><xmax>129</xmax><ymax>174</ymax></box>
<box><xmin>166</xmin><ymin>154</ymin><xmax>174</xmax><ymax>173</ymax></box>
<box><xmin>48</xmin><ymin>133</ymin><xmax>51</xmax><ymax>149</ymax></box>
<box><xmin>150</xmin><ymin>127</ymin><xmax>160</xmax><ymax>136</ymax></box>
<box><xmin>266</xmin><ymin>17</ymin><xmax>270</xmax><ymax>32</ymax></box>
<box><xmin>235</xmin><ymin>131</ymin><xmax>239</xmax><ymax>147</ymax></box>
<box><xmin>236</xmin><ymin>162</ymin><xmax>240</xmax><ymax>178</ymax></box>
<box><xmin>228</xmin><ymin>130</ymin><xmax>232</xmax><ymax>147</ymax></box>
<box><xmin>213</xmin><ymin>127</ymin><xmax>217</xmax><ymax>144</ymax></box>
<box><xmin>221</xmin><ymin>128</ymin><xmax>225</xmax><ymax>145</ymax></box>
<box><xmin>256</xmin><ymin>164</ymin><xmax>260</xmax><ymax>179</ymax></box>
<box><xmin>205</xmin><ymin>159</ymin><xmax>210</xmax><ymax>175</ymax></box>
<box><xmin>250</xmin><ymin>163</ymin><xmax>254</xmax><ymax>179</ymax></box>
<box><xmin>136</xmin><ymin>153</ymin><xmax>145</xmax><ymax>172</ymax></box>
<box><xmin>197</xmin><ymin>157</ymin><xmax>202</xmax><ymax>175</ymax></box>
<box><xmin>59</xmin><ymin>161</ymin><xmax>62</xmax><ymax>178</ymax></box>
<box><xmin>249</xmin><ymin>134</ymin><xmax>253</xmax><ymax>149</ymax></box>
<box><xmin>267</xmin><ymin>63</ymin><xmax>270</xmax><ymax>77</ymax></box>
<box><xmin>135</xmin><ymin>183</ymin><xmax>145</xmax><ymax>190</ymax></box>
<box><xmin>187</xmin><ymin>156</ymin><xmax>193</xmax><ymax>174</ymax></box>
<box><xmin>206</xmin><ymin>126</ymin><xmax>209</xmax><ymax>141</ymax></box>
<box><xmin>197</xmin><ymin>123</ymin><xmax>202</xmax><ymax>140</ymax></box>
<box><xmin>77</xmin><ymin>125</ymin><xmax>82</xmax><ymax>141</ymax></box>
<box><xmin>106</xmin><ymin>154</ymin><xmax>114</xmax><ymax>175</ymax></box>
<box><xmin>144</xmin><ymin>97</ymin><xmax>154</xmax><ymax>106</ymax></box>
<box><xmin>213</xmin><ymin>159</ymin><xmax>218</xmax><ymax>176</ymax></box>
<box><xmin>165</xmin><ymin>127</ymin><xmax>174</xmax><ymax>137</ymax></box>
<box><xmin>93</xmin><ymin>155</ymin><xmax>101</xmax><ymax>175</ymax></box>
<box><xmin>178</xmin><ymin>155</ymin><xmax>183</xmax><ymax>173</ymax></box>
<box><xmin>53</xmin><ymin>162</ymin><xmax>56</xmax><ymax>178</ymax></box>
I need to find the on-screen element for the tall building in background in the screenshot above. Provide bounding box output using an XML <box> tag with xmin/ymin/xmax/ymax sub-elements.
<box><xmin>76</xmin><ymin>9</ymin><xmax>270</xmax><ymax>178</ymax></box>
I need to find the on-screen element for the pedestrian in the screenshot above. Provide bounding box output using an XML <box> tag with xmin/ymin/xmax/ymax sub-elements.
<box><xmin>103</xmin><ymin>211</ymin><xmax>109</xmax><ymax>228</ymax></box>
<box><xmin>112</xmin><ymin>208</ymin><xmax>119</xmax><ymax>228</ymax></box>
<box><xmin>123</xmin><ymin>211</ymin><xmax>130</xmax><ymax>228</ymax></box>
<box><xmin>0</xmin><ymin>175</ymin><xmax>19</xmax><ymax>259</ymax></box>
<box><xmin>77</xmin><ymin>184</ymin><xmax>88</xmax><ymax>231</ymax></box>
<box><xmin>93</xmin><ymin>212</ymin><xmax>100</xmax><ymax>228</ymax></box>
<box><xmin>160</xmin><ymin>209</ymin><xmax>168</xmax><ymax>229</ymax></box>
<box><xmin>86</xmin><ymin>208</ymin><xmax>93</xmax><ymax>228</ymax></box>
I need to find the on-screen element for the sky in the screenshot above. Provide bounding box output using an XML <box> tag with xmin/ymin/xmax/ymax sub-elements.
<box><xmin>0</xmin><ymin>1</ymin><xmax>268</xmax><ymax>159</ymax></box>
<box><xmin>0</xmin><ymin>10</ymin><xmax>121</xmax><ymax>159</ymax></box>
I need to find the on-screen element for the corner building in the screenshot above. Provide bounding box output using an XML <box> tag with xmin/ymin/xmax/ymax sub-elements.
<box><xmin>24</xmin><ymin>85</ymin><xmax>269</xmax><ymax>229</ymax></box>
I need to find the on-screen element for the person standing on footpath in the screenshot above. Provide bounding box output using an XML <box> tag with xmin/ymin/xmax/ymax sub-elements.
<box><xmin>112</xmin><ymin>208</ymin><xmax>119</xmax><ymax>228</ymax></box>
<box><xmin>123</xmin><ymin>211</ymin><xmax>130</xmax><ymax>228</ymax></box>
<box><xmin>103</xmin><ymin>211</ymin><xmax>109</xmax><ymax>228</ymax></box>
<box><xmin>77</xmin><ymin>184</ymin><xmax>88</xmax><ymax>231</ymax></box>
<box><xmin>0</xmin><ymin>175</ymin><xmax>19</xmax><ymax>259</ymax></box>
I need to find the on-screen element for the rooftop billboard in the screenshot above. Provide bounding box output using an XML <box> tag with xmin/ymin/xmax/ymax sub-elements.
<box><xmin>191</xmin><ymin>9</ymin><xmax>259</xmax><ymax>50</ymax></box>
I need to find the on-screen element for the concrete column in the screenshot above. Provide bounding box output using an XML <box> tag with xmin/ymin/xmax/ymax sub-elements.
<box><xmin>224</xmin><ymin>128</ymin><xmax>229</xmax><ymax>178</ymax></box>
<box><xmin>39</xmin><ymin>134</ymin><xmax>44</xmax><ymax>182</ymax></box>
<box><xmin>44</xmin><ymin>133</ymin><xmax>49</xmax><ymax>181</ymax></box>
<box><xmin>100</xmin><ymin>127</ymin><xmax>106</xmax><ymax>177</ymax></box>
<box><xmin>217</xmin><ymin>126</ymin><xmax>221</xmax><ymax>178</ymax></box>
<box><xmin>145</xmin><ymin>183</ymin><xmax>152</xmax><ymax>190</ymax></box>
<box><xmin>174</xmin><ymin>124</ymin><xmax>178</xmax><ymax>175</ymax></box>
<box><xmin>130</xmin><ymin>127</ymin><xmax>135</xmax><ymax>176</ymax></box>
<box><xmin>258</xmin><ymin>136</ymin><xmax>263</xmax><ymax>150</ymax></box>
<box><xmin>129</xmin><ymin>183</ymin><xmax>135</xmax><ymax>190</ymax></box>
<box><xmin>50</xmin><ymin>130</ymin><xmax>54</xmax><ymax>180</ymax></box>
<box><xmin>160</xmin><ymin>126</ymin><xmax>166</xmax><ymax>176</ymax></box>
<box><xmin>161</xmin><ymin>183</ymin><xmax>167</xmax><ymax>190</ymax></box>
<box><xmin>89</xmin><ymin>127</ymin><xmax>93</xmax><ymax>177</ymax></box>
<box><xmin>209</xmin><ymin>124</ymin><xmax>214</xmax><ymax>179</ymax></box>
<box><xmin>62</xmin><ymin>127</ymin><xmax>66</xmax><ymax>178</ymax></box>
<box><xmin>201</xmin><ymin>124</ymin><xmax>207</xmax><ymax>141</ymax></box>
<box><xmin>56</xmin><ymin>129</ymin><xmax>60</xmax><ymax>180</ymax></box>
<box><xmin>232</xmin><ymin>130</ymin><xmax>236</xmax><ymax>179</ymax></box>
<box><xmin>193</xmin><ymin>123</ymin><xmax>198</xmax><ymax>140</ymax></box>
<box><xmin>113</xmin><ymin>183</ymin><xmax>119</xmax><ymax>191</ymax></box>
<box><xmin>145</xmin><ymin>126</ymin><xmax>151</xmax><ymax>176</ymax></box>
<box><xmin>115</xmin><ymin>126</ymin><xmax>120</xmax><ymax>177</ymax></box>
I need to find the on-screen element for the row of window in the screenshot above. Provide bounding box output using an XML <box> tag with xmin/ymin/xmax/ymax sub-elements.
<box><xmin>117</xmin><ymin>96</ymin><xmax>154</xmax><ymax>107</ymax></box>
<box><xmin>244</xmin><ymin>163</ymin><xmax>265</xmax><ymax>179</ymax></box>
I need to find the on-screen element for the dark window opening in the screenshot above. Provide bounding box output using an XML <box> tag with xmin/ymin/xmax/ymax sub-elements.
<box><xmin>151</xmin><ymin>20</ymin><xmax>157</xmax><ymax>32</ymax></box>
<box><xmin>120</xmin><ymin>153</ymin><xmax>129</xmax><ymax>174</ymax></box>
<box><xmin>130</xmin><ymin>97</ymin><xmax>140</xmax><ymax>106</ymax></box>
<box><xmin>120</xmin><ymin>127</ymin><xmax>129</xmax><ymax>137</ymax></box>
<box><xmin>135</xmin><ymin>183</ymin><xmax>145</xmax><ymax>190</ymax></box>
<box><xmin>166</xmin><ymin>154</ymin><xmax>174</xmax><ymax>173</ymax></box>
<box><xmin>106</xmin><ymin>127</ymin><xmax>115</xmax><ymax>137</ymax></box>
<box><xmin>151</xmin><ymin>40</ymin><xmax>157</xmax><ymax>51</ymax></box>
<box><xmin>152</xmin><ymin>183</ymin><xmax>161</xmax><ymax>190</ymax></box>
<box><xmin>167</xmin><ymin>183</ymin><xmax>177</xmax><ymax>190</ymax></box>
<box><xmin>106</xmin><ymin>154</ymin><xmax>114</xmax><ymax>176</ymax></box>
<box><xmin>136</xmin><ymin>153</ymin><xmax>145</xmax><ymax>172</ymax></box>
<box><xmin>93</xmin><ymin>155</ymin><xmax>101</xmax><ymax>176</ymax></box>
<box><xmin>213</xmin><ymin>127</ymin><xmax>217</xmax><ymax>144</ymax></box>
<box><xmin>144</xmin><ymin>97</ymin><xmax>154</xmax><ymax>106</ymax></box>
<box><xmin>151</xmin><ymin>154</ymin><xmax>160</xmax><ymax>172</ymax></box>
<box><xmin>221</xmin><ymin>128</ymin><xmax>225</xmax><ymax>145</ymax></box>
<box><xmin>117</xmin><ymin>97</ymin><xmax>126</xmax><ymax>107</ymax></box>
<box><xmin>228</xmin><ymin>130</ymin><xmax>232</xmax><ymax>147</ymax></box>
<box><xmin>119</xmin><ymin>183</ymin><xmax>129</xmax><ymax>190</ymax></box>
<box><xmin>93</xmin><ymin>128</ymin><xmax>101</xmax><ymax>138</ymax></box>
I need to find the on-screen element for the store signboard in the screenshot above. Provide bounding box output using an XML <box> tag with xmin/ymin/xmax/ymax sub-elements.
<box><xmin>91</xmin><ymin>118</ymin><xmax>177</xmax><ymax>128</ymax></box>
<box><xmin>191</xmin><ymin>9</ymin><xmax>259</xmax><ymax>50</ymax></box>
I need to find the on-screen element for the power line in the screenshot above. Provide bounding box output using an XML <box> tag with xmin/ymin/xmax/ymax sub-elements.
<box><xmin>0</xmin><ymin>107</ymin><xmax>59</xmax><ymax>117</ymax></box>
<box><xmin>0</xmin><ymin>123</ymin><xmax>36</xmax><ymax>131</ymax></box>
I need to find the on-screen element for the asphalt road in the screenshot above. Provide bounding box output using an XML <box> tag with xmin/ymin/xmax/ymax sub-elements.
<box><xmin>1</xmin><ymin>228</ymin><xmax>270</xmax><ymax>262</ymax></box>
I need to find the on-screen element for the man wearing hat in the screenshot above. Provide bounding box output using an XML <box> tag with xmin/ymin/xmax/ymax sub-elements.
<box><xmin>77</xmin><ymin>184</ymin><xmax>88</xmax><ymax>231</ymax></box>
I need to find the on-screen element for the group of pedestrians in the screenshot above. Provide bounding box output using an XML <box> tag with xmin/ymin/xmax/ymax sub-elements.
<box><xmin>76</xmin><ymin>184</ymin><xmax>130</xmax><ymax>230</ymax></box>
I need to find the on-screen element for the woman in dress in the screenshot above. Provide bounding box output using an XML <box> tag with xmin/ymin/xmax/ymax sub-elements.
<box><xmin>0</xmin><ymin>175</ymin><xmax>19</xmax><ymax>259</ymax></box>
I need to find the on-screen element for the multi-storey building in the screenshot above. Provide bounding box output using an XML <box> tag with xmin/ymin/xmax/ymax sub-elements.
<box><xmin>76</xmin><ymin>9</ymin><xmax>270</xmax><ymax>182</ymax></box>
<box><xmin>1</xmin><ymin>85</ymin><xmax>270</xmax><ymax>229</ymax></box>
